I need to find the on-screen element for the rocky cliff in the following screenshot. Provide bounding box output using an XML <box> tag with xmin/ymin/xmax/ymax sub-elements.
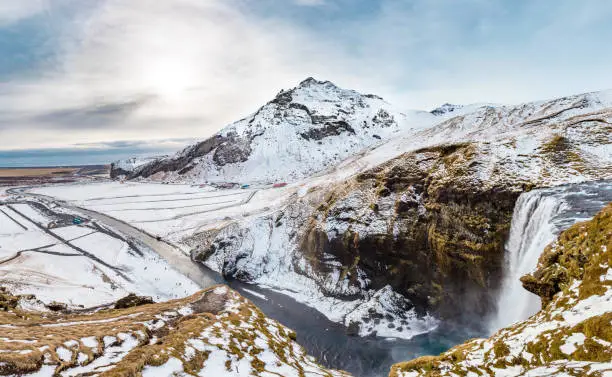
<box><xmin>301</xmin><ymin>142</ymin><xmax>524</xmax><ymax>323</ymax></box>
<box><xmin>390</xmin><ymin>203</ymin><xmax>612</xmax><ymax>377</ymax></box>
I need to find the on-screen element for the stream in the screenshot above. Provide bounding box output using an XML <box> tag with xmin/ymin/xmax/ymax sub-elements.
<box><xmin>230</xmin><ymin>281</ymin><xmax>479</xmax><ymax>377</ymax></box>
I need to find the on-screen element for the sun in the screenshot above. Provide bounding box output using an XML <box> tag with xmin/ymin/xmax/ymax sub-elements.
<box><xmin>144</xmin><ymin>58</ymin><xmax>196</xmax><ymax>100</ymax></box>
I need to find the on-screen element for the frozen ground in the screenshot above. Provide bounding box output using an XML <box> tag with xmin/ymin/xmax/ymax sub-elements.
<box><xmin>0</xmin><ymin>197</ymin><xmax>200</xmax><ymax>308</ymax></box>
<box><xmin>29</xmin><ymin>181</ymin><xmax>295</xmax><ymax>244</ymax></box>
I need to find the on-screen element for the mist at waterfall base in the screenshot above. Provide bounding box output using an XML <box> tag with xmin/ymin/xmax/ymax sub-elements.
<box><xmin>233</xmin><ymin>280</ymin><xmax>481</xmax><ymax>377</ymax></box>
<box><xmin>490</xmin><ymin>180</ymin><xmax>612</xmax><ymax>333</ymax></box>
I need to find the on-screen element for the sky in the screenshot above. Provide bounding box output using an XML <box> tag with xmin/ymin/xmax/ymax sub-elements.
<box><xmin>1</xmin><ymin>0</ymin><xmax>612</xmax><ymax>166</ymax></box>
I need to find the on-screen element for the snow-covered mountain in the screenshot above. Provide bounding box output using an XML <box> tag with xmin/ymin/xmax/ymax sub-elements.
<box><xmin>430</xmin><ymin>103</ymin><xmax>463</xmax><ymax>116</ymax></box>
<box><xmin>190</xmin><ymin>89</ymin><xmax>612</xmax><ymax>339</ymax></box>
<box><xmin>111</xmin><ymin>78</ymin><xmax>436</xmax><ymax>184</ymax></box>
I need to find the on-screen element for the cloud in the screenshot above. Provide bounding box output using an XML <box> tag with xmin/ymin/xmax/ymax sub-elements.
<box><xmin>0</xmin><ymin>0</ymin><xmax>355</xmax><ymax>150</ymax></box>
<box><xmin>0</xmin><ymin>0</ymin><xmax>47</xmax><ymax>25</ymax></box>
<box><xmin>31</xmin><ymin>96</ymin><xmax>154</xmax><ymax>128</ymax></box>
<box><xmin>0</xmin><ymin>137</ymin><xmax>199</xmax><ymax>167</ymax></box>
<box><xmin>1</xmin><ymin>0</ymin><xmax>612</xmax><ymax>154</ymax></box>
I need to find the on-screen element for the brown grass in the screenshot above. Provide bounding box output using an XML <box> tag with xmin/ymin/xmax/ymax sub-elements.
<box><xmin>0</xmin><ymin>168</ymin><xmax>78</xmax><ymax>178</ymax></box>
<box><xmin>0</xmin><ymin>285</ymin><xmax>348</xmax><ymax>377</ymax></box>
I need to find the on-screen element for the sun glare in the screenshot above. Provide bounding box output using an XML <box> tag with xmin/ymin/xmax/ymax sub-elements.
<box><xmin>144</xmin><ymin>59</ymin><xmax>196</xmax><ymax>100</ymax></box>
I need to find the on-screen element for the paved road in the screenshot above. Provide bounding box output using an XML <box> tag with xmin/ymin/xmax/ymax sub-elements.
<box><xmin>8</xmin><ymin>187</ymin><xmax>223</xmax><ymax>289</ymax></box>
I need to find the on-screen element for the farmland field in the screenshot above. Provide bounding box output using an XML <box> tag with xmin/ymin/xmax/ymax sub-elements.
<box><xmin>0</xmin><ymin>167</ymin><xmax>78</xmax><ymax>177</ymax></box>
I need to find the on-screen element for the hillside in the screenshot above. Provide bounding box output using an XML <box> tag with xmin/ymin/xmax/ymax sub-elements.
<box><xmin>0</xmin><ymin>285</ymin><xmax>350</xmax><ymax>377</ymax></box>
<box><xmin>390</xmin><ymin>203</ymin><xmax>612</xmax><ymax>377</ymax></box>
<box><xmin>110</xmin><ymin>78</ymin><xmax>437</xmax><ymax>184</ymax></box>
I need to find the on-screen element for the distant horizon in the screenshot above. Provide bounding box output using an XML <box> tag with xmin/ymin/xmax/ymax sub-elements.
<box><xmin>0</xmin><ymin>138</ymin><xmax>196</xmax><ymax>167</ymax></box>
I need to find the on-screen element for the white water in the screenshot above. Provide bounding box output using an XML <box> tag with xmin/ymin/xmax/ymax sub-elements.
<box><xmin>489</xmin><ymin>190</ymin><xmax>567</xmax><ymax>332</ymax></box>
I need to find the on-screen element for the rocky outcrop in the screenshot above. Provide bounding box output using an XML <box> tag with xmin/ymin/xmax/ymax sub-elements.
<box><xmin>390</xmin><ymin>203</ymin><xmax>612</xmax><ymax>377</ymax></box>
<box><xmin>110</xmin><ymin>156</ymin><xmax>164</xmax><ymax>179</ymax></box>
<box><xmin>0</xmin><ymin>286</ymin><xmax>19</xmax><ymax>311</ymax></box>
<box><xmin>301</xmin><ymin>142</ymin><xmax>524</xmax><ymax>323</ymax></box>
<box><xmin>114</xmin><ymin>293</ymin><xmax>155</xmax><ymax>309</ymax></box>
<box><xmin>430</xmin><ymin>103</ymin><xmax>463</xmax><ymax>116</ymax></box>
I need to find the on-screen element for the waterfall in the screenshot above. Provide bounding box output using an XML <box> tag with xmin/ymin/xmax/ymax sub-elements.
<box><xmin>489</xmin><ymin>190</ymin><xmax>567</xmax><ymax>332</ymax></box>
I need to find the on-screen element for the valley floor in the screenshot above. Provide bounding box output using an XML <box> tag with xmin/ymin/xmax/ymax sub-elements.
<box><xmin>27</xmin><ymin>181</ymin><xmax>296</xmax><ymax>244</ymax></box>
<box><xmin>0</xmin><ymin>190</ymin><xmax>204</xmax><ymax>308</ymax></box>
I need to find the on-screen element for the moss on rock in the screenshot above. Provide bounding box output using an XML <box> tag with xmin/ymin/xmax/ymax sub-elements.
<box><xmin>301</xmin><ymin>142</ymin><xmax>522</xmax><ymax>319</ymax></box>
<box><xmin>389</xmin><ymin>204</ymin><xmax>612</xmax><ymax>377</ymax></box>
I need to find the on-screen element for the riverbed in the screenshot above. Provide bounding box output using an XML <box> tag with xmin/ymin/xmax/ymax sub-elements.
<box><xmin>232</xmin><ymin>281</ymin><xmax>480</xmax><ymax>377</ymax></box>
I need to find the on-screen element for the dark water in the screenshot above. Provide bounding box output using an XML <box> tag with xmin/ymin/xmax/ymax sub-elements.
<box><xmin>230</xmin><ymin>282</ymin><xmax>480</xmax><ymax>377</ymax></box>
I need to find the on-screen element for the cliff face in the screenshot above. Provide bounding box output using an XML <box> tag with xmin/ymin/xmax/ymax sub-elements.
<box><xmin>390</xmin><ymin>203</ymin><xmax>612</xmax><ymax>377</ymax></box>
<box><xmin>301</xmin><ymin>143</ymin><xmax>523</xmax><ymax>322</ymax></box>
<box><xmin>0</xmin><ymin>285</ymin><xmax>350</xmax><ymax>377</ymax></box>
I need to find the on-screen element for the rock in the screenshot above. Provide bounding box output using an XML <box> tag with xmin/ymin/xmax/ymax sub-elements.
<box><xmin>0</xmin><ymin>287</ymin><xmax>19</xmax><ymax>311</ymax></box>
<box><xmin>301</xmin><ymin>142</ymin><xmax>522</xmax><ymax>321</ymax></box>
<box><xmin>114</xmin><ymin>293</ymin><xmax>154</xmax><ymax>309</ymax></box>
<box><xmin>346</xmin><ymin>321</ymin><xmax>361</xmax><ymax>336</ymax></box>
<box><xmin>46</xmin><ymin>301</ymin><xmax>68</xmax><ymax>312</ymax></box>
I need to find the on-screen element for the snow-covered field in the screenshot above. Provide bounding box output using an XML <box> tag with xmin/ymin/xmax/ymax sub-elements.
<box><xmin>30</xmin><ymin>181</ymin><xmax>299</xmax><ymax>242</ymax></box>
<box><xmin>0</xmin><ymin>199</ymin><xmax>199</xmax><ymax>307</ymax></box>
<box><xmin>27</xmin><ymin>179</ymin><xmax>444</xmax><ymax>339</ymax></box>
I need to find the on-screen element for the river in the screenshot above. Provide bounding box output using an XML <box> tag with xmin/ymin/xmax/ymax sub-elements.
<box><xmin>230</xmin><ymin>281</ymin><xmax>480</xmax><ymax>377</ymax></box>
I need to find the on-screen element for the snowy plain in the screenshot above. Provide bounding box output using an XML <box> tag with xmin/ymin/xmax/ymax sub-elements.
<box><xmin>0</xmin><ymin>199</ymin><xmax>199</xmax><ymax>307</ymax></box>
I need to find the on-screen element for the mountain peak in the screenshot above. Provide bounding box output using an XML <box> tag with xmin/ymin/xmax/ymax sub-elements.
<box><xmin>430</xmin><ymin>103</ymin><xmax>463</xmax><ymax>116</ymax></box>
<box><xmin>113</xmin><ymin>78</ymin><xmax>416</xmax><ymax>184</ymax></box>
<box><xmin>298</xmin><ymin>77</ymin><xmax>335</xmax><ymax>88</ymax></box>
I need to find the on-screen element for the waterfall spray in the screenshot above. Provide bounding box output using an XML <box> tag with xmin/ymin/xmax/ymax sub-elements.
<box><xmin>489</xmin><ymin>190</ymin><xmax>566</xmax><ymax>332</ymax></box>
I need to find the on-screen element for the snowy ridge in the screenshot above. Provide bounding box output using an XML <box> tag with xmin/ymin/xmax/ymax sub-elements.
<box><xmin>113</xmin><ymin>78</ymin><xmax>438</xmax><ymax>184</ymax></box>
<box><xmin>430</xmin><ymin>103</ymin><xmax>464</xmax><ymax>116</ymax></box>
<box><xmin>332</xmin><ymin>88</ymin><xmax>612</xmax><ymax>190</ymax></box>
<box><xmin>110</xmin><ymin>156</ymin><xmax>165</xmax><ymax>177</ymax></box>
<box><xmin>419</xmin><ymin>89</ymin><xmax>612</xmax><ymax>146</ymax></box>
